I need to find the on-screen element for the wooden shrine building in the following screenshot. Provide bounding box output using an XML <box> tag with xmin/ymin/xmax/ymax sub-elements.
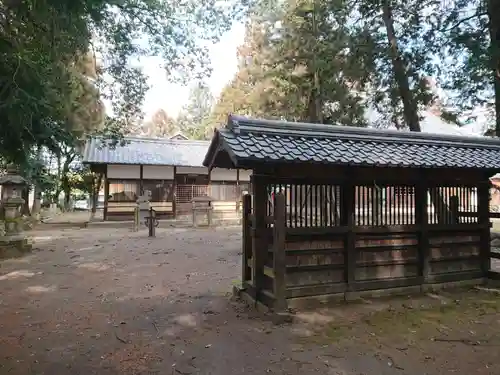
<box><xmin>83</xmin><ymin>135</ymin><xmax>251</xmax><ymax>220</ymax></box>
<box><xmin>204</xmin><ymin>115</ymin><xmax>500</xmax><ymax>310</ymax></box>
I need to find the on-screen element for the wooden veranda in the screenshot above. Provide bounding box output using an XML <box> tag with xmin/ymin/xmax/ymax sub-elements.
<box><xmin>204</xmin><ymin>115</ymin><xmax>500</xmax><ymax>311</ymax></box>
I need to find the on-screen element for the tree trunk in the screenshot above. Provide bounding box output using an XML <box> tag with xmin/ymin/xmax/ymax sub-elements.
<box><xmin>21</xmin><ymin>187</ymin><xmax>30</xmax><ymax>216</ymax></box>
<box><xmin>307</xmin><ymin>90</ymin><xmax>323</xmax><ymax>123</ymax></box>
<box><xmin>61</xmin><ymin>161</ymin><xmax>71</xmax><ymax>212</ymax></box>
<box><xmin>381</xmin><ymin>0</ymin><xmax>420</xmax><ymax>131</ymax></box>
<box><xmin>308</xmin><ymin>3</ymin><xmax>323</xmax><ymax>125</ymax></box>
<box><xmin>90</xmin><ymin>173</ymin><xmax>103</xmax><ymax>219</ymax></box>
<box><xmin>60</xmin><ymin>150</ymin><xmax>76</xmax><ymax>212</ymax></box>
<box><xmin>488</xmin><ymin>0</ymin><xmax>500</xmax><ymax>136</ymax></box>
<box><xmin>381</xmin><ymin>0</ymin><xmax>451</xmax><ymax>222</ymax></box>
<box><xmin>32</xmin><ymin>185</ymin><xmax>42</xmax><ymax>215</ymax></box>
<box><xmin>32</xmin><ymin>145</ymin><xmax>42</xmax><ymax>216</ymax></box>
<box><xmin>53</xmin><ymin>153</ymin><xmax>62</xmax><ymax>205</ymax></box>
<box><xmin>64</xmin><ymin>189</ymin><xmax>71</xmax><ymax>211</ymax></box>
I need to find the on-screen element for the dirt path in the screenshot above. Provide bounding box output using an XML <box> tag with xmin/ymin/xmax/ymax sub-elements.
<box><xmin>0</xmin><ymin>225</ymin><xmax>498</xmax><ymax>374</ymax></box>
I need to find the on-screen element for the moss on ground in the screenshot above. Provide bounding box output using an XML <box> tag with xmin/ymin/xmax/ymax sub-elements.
<box><xmin>316</xmin><ymin>288</ymin><xmax>500</xmax><ymax>345</ymax></box>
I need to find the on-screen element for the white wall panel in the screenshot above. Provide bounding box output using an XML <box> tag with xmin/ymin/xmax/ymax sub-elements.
<box><xmin>210</xmin><ymin>168</ymin><xmax>238</xmax><ymax>181</ymax></box>
<box><xmin>177</xmin><ymin>166</ymin><xmax>209</xmax><ymax>175</ymax></box>
<box><xmin>107</xmin><ymin>165</ymin><xmax>140</xmax><ymax>179</ymax></box>
<box><xmin>143</xmin><ymin>165</ymin><xmax>174</xmax><ymax>179</ymax></box>
<box><xmin>238</xmin><ymin>169</ymin><xmax>252</xmax><ymax>182</ymax></box>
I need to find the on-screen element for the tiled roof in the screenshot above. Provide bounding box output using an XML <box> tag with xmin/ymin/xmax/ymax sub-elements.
<box><xmin>83</xmin><ymin>136</ymin><xmax>210</xmax><ymax>167</ymax></box>
<box><xmin>203</xmin><ymin>115</ymin><xmax>500</xmax><ymax>170</ymax></box>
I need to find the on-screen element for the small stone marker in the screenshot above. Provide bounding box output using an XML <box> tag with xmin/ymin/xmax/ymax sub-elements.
<box><xmin>137</xmin><ymin>190</ymin><xmax>152</xmax><ymax>228</ymax></box>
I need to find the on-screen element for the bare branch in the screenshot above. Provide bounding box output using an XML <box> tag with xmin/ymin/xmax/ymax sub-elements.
<box><xmin>443</xmin><ymin>12</ymin><xmax>487</xmax><ymax>32</ymax></box>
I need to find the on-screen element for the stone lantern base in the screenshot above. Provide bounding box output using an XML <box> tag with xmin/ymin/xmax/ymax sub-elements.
<box><xmin>0</xmin><ymin>235</ymin><xmax>32</xmax><ymax>260</ymax></box>
<box><xmin>0</xmin><ymin>196</ymin><xmax>32</xmax><ymax>259</ymax></box>
<box><xmin>0</xmin><ymin>164</ymin><xmax>32</xmax><ymax>259</ymax></box>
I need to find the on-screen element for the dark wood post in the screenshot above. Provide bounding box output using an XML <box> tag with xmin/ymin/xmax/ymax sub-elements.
<box><xmin>148</xmin><ymin>207</ymin><xmax>156</xmax><ymax>237</ymax></box>
<box><xmin>342</xmin><ymin>182</ymin><xmax>356</xmax><ymax>291</ymax></box>
<box><xmin>273</xmin><ymin>192</ymin><xmax>287</xmax><ymax>311</ymax></box>
<box><xmin>416</xmin><ymin>176</ymin><xmax>429</xmax><ymax>283</ymax></box>
<box><xmin>242</xmin><ymin>194</ymin><xmax>252</xmax><ymax>284</ymax></box>
<box><xmin>103</xmin><ymin>171</ymin><xmax>109</xmax><ymax>221</ymax></box>
<box><xmin>477</xmin><ymin>180</ymin><xmax>491</xmax><ymax>275</ymax></box>
<box><xmin>139</xmin><ymin>165</ymin><xmax>144</xmax><ymax>194</ymax></box>
<box><xmin>449</xmin><ymin>195</ymin><xmax>459</xmax><ymax>224</ymax></box>
<box><xmin>252</xmin><ymin>174</ymin><xmax>268</xmax><ymax>300</ymax></box>
<box><xmin>172</xmin><ymin>166</ymin><xmax>177</xmax><ymax>219</ymax></box>
<box><xmin>236</xmin><ymin>169</ymin><xmax>241</xmax><ymax>213</ymax></box>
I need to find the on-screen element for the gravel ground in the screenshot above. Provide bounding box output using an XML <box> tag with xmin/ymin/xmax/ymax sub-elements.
<box><xmin>0</xmin><ymin>225</ymin><xmax>499</xmax><ymax>375</ymax></box>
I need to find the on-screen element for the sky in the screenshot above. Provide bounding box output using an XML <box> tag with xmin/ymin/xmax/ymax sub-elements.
<box><xmin>139</xmin><ymin>22</ymin><xmax>246</xmax><ymax>121</ymax></box>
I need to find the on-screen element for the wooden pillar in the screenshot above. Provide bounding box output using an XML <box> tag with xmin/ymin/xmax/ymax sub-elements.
<box><xmin>273</xmin><ymin>192</ymin><xmax>287</xmax><ymax>311</ymax></box>
<box><xmin>172</xmin><ymin>166</ymin><xmax>177</xmax><ymax>219</ymax></box>
<box><xmin>236</xmin><ymin>169</ymin><xmax>241</xmax><ymax>212</ymax></box>
<box><xmin>103</xmin><ymin>167</ymin><xmax>109</xmax><ymax>221</ymax></box>
<box><xmin>449</xmin><ymin>195</ymin><xmax>459</xmax><ymax>224</ymax></box>
<box><xmin>342</xmin><ymin>182</ymin><xmax>356</xmax><ymax>291</ymax></box>
<box><xmin>139</xmin><ymin>165</ymin><xmax>144</xmax><ymax>195</ymax></box>
<box><xmin>252</xmin><ymin>174</ymin><xmax>268</xmax><ymax>300</ymax></box>
<box><xmin>416</xmin><ymin>174</ymin><xmax>429</xmax><ymax>283</ymax></box>
<box><xmin>477</xmin><ymin>180</ymin><xmax>491</xmax><ymax>275</ymax></box>
<box><xmin>242</xmin><ymin>194</ymin><xmax>252</xmax><ymax>283</ymax></box>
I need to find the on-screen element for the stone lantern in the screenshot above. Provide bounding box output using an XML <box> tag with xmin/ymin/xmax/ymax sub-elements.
<box><xmin>0</xmin><ymin>164</ymin><xmax>27</xmax><ymax>235</ymax></box>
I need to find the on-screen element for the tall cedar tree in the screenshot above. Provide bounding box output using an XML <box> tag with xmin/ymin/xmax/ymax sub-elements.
<box><xmin>210</xmin><ymin>0</ymin><xmax>368</xmax><ymax>127</ymax></box>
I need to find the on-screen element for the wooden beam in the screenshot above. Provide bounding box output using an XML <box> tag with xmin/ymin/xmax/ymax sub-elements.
<box><xmin>286</xmin><ymin>283</ymin><xmax>346</xmax><ymax>298</ymax></box>
<box><xmin>426</xmin><ymin>271</ymin><xmax>484</xmax><ymax>284</ymax></box>
<box><xmin>248</xmin><ymin>164</ymin><xmax>486</xmax><ymax>186</ymax></box>
<box><xmin>353</xmin><ymin>276</ymin><xmax>421</xmax><ymax>291</ymax></box>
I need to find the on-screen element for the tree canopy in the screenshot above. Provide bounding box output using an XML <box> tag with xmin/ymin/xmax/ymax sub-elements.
<box><xmin>0</xmin><ymin>0</ymin><xmax>242</xmax><ymax>164</ymax></box>
<box><xmin>208</xmin><ymin>0</ymin><xmax>500</xmax><ymax>135</ymax></box>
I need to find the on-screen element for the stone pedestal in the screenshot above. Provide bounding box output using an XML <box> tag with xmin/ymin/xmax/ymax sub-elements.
<box><xmin>0</xmin><ymin>165</ymin><xmax>31</xmax><ymax>259</ymax></box>
<box><xmin>0</xmin><ymin>236</ymin><xmax>32</xmax><ymax>259</ymax></box>
<box><xmin>137</xmin><ymin>191</ymin><xmax>151</xmax><ymax>229</ymax></box>
<box><xmin>4</xmin><ymin>196</ymin><xmax>24</xmax><ymax>234</ymax></box>
<box><xmin>192</xmin><ymin>196</ymin><xmax>213</xmax><ymax>227</ymax></box>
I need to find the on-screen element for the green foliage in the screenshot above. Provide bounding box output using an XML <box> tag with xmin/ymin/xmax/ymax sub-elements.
<box><xmin>177</xmin><ymin>82</ymin><xmax>215</xmax><ymax>139</ymax></box>
<box><xmin>344</xmin><ymin>0</ymin><xmax>445</xmax><ymax>129</ymax></box>
<box><xmin>210</xmin><ymin>0</ymin><xmax>500</xmax><ymax>133</ymax></box>
<box><xmin>439</xmin><ymin>0</ymin><xmax>491</xmax><ymax>111</ymax></box>
<box><xmin>0</xmin><ymin>0</ymin><xmax>244</xmax><ymax>164</ymax></box>
<box><xmin>139</xmin><ymin>109</ymin><xmax>179</xmax><ymax>138</ymax></box>
<box><xmin>137</xmin><ymin>82</ymin><xmax>216</xmax><ymax>140</ymax></box>
<box><xmin>66</xmin><ymin>164</ymin><xmax>94</xmax><ymax>195</ymax></box>
<box><xmin>210</xmin><ymin>0</ymin><xmax>372</xmax><ymax>127</ymax></box>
